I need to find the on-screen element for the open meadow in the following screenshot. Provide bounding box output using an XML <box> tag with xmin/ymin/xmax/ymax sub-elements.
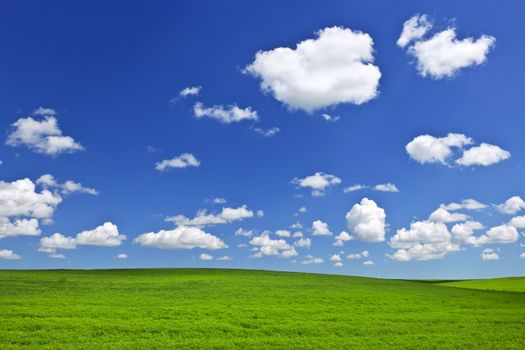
<box><xmin>0</xmin><ymin>269</ymin><xmax>523</xmax><ymax>349</ymax></box>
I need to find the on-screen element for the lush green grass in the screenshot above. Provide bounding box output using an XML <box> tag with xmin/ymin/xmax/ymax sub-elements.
<box><xmin>0</xmin><ymin>269</ymin><xmax>523</xmax><ymax>349</ymax></box>
<box><xmin>436</xmin><ymin>277</ymin><xmax>525</xmax><ymax>292</ymax></box>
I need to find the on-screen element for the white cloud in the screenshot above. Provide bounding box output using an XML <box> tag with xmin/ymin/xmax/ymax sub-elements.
<box><xmin>373</xmin><ymin>183</ymin><xmax>399</xmax><ymax>193</ymax></box>
<box><xmin>301</xmin><ymin>255</ymin><xmax>324</xmax><ymax>264</ymax></box>
<box><xmin>0</xmin><ymin>249</ymin><xmax>21</xmax><ymax>260</ymax></box>
<box><xmin>292</xmin><ymin>172</ymin><xmax>341</xmax><ymax>196</ymax></box>
<box><xmin>235</xmin><ymin>228</ymin><xmax>253</xmax><ymax>237</ymax></box>
<box><xmin>0</xmin><ymin>217</ymin><xmax>40</xmax><ymax>238</ymax></box>
<box><xmin>49</xmin><ymin>253</ymin><xmax>65</xmax><ymax>259</ymax></box>
<box><xmin>249</xmin><ymin>232</ymin><xmax>292</xmax><ymax>257</ymax></box>
<box><xmin>298</xmin><ymin>207</ymin><xmax>307</xmax><ymax>213</ymax></box>
<box><xmin>406</xmin><ymin>133</ymin><xmax>472</xmax><ymax>164</ymax></box>
<box><xmin>75</xmin><ymin>222</ymin><xmax>125</xmax><ymax>247</ymax></box>
<box><xmin>294</xmin><ymin>238</ymin><xmax>311</xmax><ymax>248</ymax></box>
<box><xmin>217</xmin><ymin>256</ymin><xmax>232</xmax><ymax>261</ymax></box>
<box><xmin>275</xmin><ymin>230</ymin><xmax>291</xmax><ymax>238</ymax></box>
<box><xmin>509</xmin><ymin>215</ymin><xmax>525</xmax><ymax>228</ymax></box>
<box><xmin>199</xmin><ymin>253</ymin><xmax>214</xmax><ymax>261</ymax></box>
<box><xmin>39</xmin><ymin>233</ymin><xmax>77</xmax><ymax>252</ymax></box>
<box><xmin>193</xmin><ymin>102</ymin><xmax>258</xmax><ymax>123</ymax></box>
<box><xmin>167</xmin><ymin>205</ymin><xmax>254</xmax><ymax>227</ymax></box>
<box><xmin>320</xmin><ymin>114</ymin><xmax>340</xmax><ymax>122</ymax></box>
<box><xmin>245</xmin><ymin>26</ymin><xmax>381</xmax><ymax>112</ymax></box>
<box><xmin>292</xmin><ymin>231</ymin><xmax>303</xmax><ymax>238</ymax></box>
<box><xmin>252</xmin><ymin>127</ymin><xmax>280</xmax><ymax>138</ymax></box>
<box><xmin>442</xmin><ymin>199</ymin><xmax>487</xmax><ymax>211</ymax></box>
<box><xmin>117</xmin><ymin>253</ymin><xmax>127</xmax><ymax>259</ymax></box>
<box><xmin>346</xmin><ymin>198</ymin><xmax>386</xmax><ymax>242</ymax></box>
<box><xmin>0</xmin><ymin>178</ymin><xmax>62</xmax><ymax>220</ymax></box>
<box><xmin>6</xmin><ymin>116</ymin><xmax>83</xmax><ymax>156</ymax></box>
<box><xmin>399</xmin><ymin>15</ymin><xmax>495</xmax><ymax>79</ymax></box>
<box><xmin>456</xmin><ymin>143</ymin><xmax>510</xmax><ymax>166</ymax></box>
<box><xmin>450</xmin><ymin>221</ymin><xmax>484</xmax><ymax>243</ymax></box>
<box><xmin>212</xmin><ymin>197</ymin><xmax>227</xmax><ymax>204</ymax></box>
<box><xmin>397</xmin><ymin>14</ymin><xmax>432</xmax><ymax>48</ymax></box>
<box><xmin>155</xmin><ymin>153</ymin><xmax>200</xmax><ymax>171</ymax></box>
<box><xmin>33</xmin><ymin>107</ymin><xmax>57</xmax><ymax>116</ymax></box>
<box><xmin>333</xmin><ymin>231</ymin><xmax>353</xmax><ymax>246</ymax></box>
<box><xmin>347</xmin><ymin>250</ymin><xmax>369</xmax><ymax>260</ymax></box>
<box><xmin>389</xmin><ymin>221</ymin><xmax>460</xmax><ymax>261</ymax></box>
<box><xmin>468</xmin><ymin>224</ymin><xmax>519</xmax><ymax>246</ymax></box>
<box><xmin>363</xmin><ymin>260</ymin><xmax>374</xmax><ymax>266</ymax></box>
<box><xmin>334</xmin><ymin>262</ymin><xmax>343</xmax><ymax>267</ymax></box>
<box><xmin>329</xmin><ymin>254</ymin><xmax>342</xmax><ymax>262</ymax></box>
<box><xmin>520</xmin><ymin>252</ymin><xmax>525</xmax><ymax>259</ymax></box>
<box><xmin>281</xmin><ymin>247</ymin><xmax>298</xmax><ymax>258</ymax></box>
<box><xmin>496</xmin><ymin>196</ymin><xmax>525</xmax><ymax>215</ymax></box>
<box><xmin>428</xmin><ymin>208</ymin><xmax>469</xmax><ymax>223</ymax></box>
<box><xmin>180</xmin><ymin>86</ymin><xmax>201</xmax><ymax>97</ymax></box>
<box><xmin>134</xmin><ymin>225</ymin><xmax>227</xmax><ymax>250</ymax></box>
<box><xmin>481</xmin><ymin>248</ymin><xmax>499</xmax><ymax>261</ymax></box>
<box><xmin>343</xmin><ymin>184</ymin><xmax>368</xmax><ymax>193</ymax></box>
<box><xmin>290</xmin><ymin>222</ymin><xmax>303</xmax><ymax>230</ymax></box>
<box><xmin>312</xmin><ymin>220</ymin><xmax>331</xmax><ymax>236</ymax></box>
<box><xmin>36</xmin><ymin>174</ymin><xmax>98</xmax><ymax>196</ymax></box>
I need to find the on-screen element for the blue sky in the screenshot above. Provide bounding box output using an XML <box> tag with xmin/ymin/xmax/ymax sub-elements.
<box><xmin>1</xmin><ymin>0</ymin><xmax>525</xmax><ymax>278</ymax></box>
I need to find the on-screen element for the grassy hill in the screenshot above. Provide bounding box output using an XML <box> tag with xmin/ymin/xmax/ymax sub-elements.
<box><xmin>436</xmin><ymin>277</ymin><xmax>525</xmax><ymax>292</ymax></box>
<box><xmin>0</xmin><ymin>269</ymin><xmax>523</xmax><ymax>349</ymax></box>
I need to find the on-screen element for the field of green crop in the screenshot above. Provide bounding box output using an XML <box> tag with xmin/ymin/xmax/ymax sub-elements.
<box><xmin>436</xmin><ymin>277</ymin><xmax>525</xmax><ymax>292</ymax></box>
<box><xmin>0</xmin><ymin>269</ymin><xmax>523</xmax><ymax>349</ymax></box>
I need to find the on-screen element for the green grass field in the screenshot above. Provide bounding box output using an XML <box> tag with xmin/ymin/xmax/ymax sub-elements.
<box><xmin>436</xmin><ymin>277</ymin><xmax>525</xmax><ymax>292</ymax></box>
<box><xmin>0</xmin><ymin>269</ymin><xmax>523</xmax><ymax>349</ymax></box>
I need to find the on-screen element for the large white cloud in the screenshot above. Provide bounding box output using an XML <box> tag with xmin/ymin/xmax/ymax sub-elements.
<box><xmin>311</xmin><ymin>220</ymin><xmax>331</xmax><ymax>236</ymax></box>
<box><xmin>428</xmin><ymin>208</ymin><xmax>469</xmax><ymax>223</ymax></box>
<box><xmin>496</xmin><ymin>196</ymin><xmax>525</xmax><ymax>215</ymax></box>
<box><xmin>406</xmin><ymin>133</ymin><xmax>509</xmax><ymax>167</ymax></box>
<box><xmin>245</xmin><ymin>26</ymin><xmax>381</xmax><ymax>112</ymax></box>
<box><xmin>193</xmin><ymin>102</ymin><xmax>258</xmax><ymax>123</ymax></box>
<box><xmin>405</xmin><ymin>133</ymin><xmax>472</xmax><ymax>164</ymax></box>
<box><xmin>468</xmin><ymin>224</ymin><xmax>519</xmax><ymax>246</ymax></box>
<box><xmin>509</xmin><ymin>215</ymin><xmax>525</xmax><ymax>228</ymax></box>
<box><xmin>389</xmin><ymin>221</ymin><xmax>459</xmax><ymax>261</ymax></box>
<box><xmin>0</xmin><ymin>217</ymin><xmax>40</xmax><ymax>239</ymax></box>
<box><xmin>134</xmin><ymin>225</ymin><xmax>227</xmax><ymax>250</ymax></box>
<box><xmin>456</xmin><ymin>143</ymin><xmax>510</xmax><ymax>166</ymax></box>
<box><xmin>0</xmin><ymin>178</ymin><xmax>62</xmax><ymax>219</ymax></box>
<box><xmin>166</xmin><ymin>205</ymin><xmax>254</xmax><ymax>227</ymax></box>
<box><xmin>155</xmin><ymin>153</ymin><xmax>200</xmax><ymax>171</ymax></box>
<box><xmin>249</xmin><ymin>232</ymin><xmax>294</xmax><ymax>257</ymax></box>
<box><xmin>0</xmin><ymin>249</ymin><xmax>21</xmax><ymax>260</ymax></box>
<box><xmin>346</xmin><ymin>198</ymin><xmax>386</xmax><ymax>242</ymax></box>
<box><xmin>292</xmin><ymin>172</ymin><xmax>341</xmax><ymax>197</ymax></box>
<box><xmin>398</xmin><ymin>15</ymin><xmax>495</xmax><ymax>79</ymax></box>
<box><xmin>6</xmin><ymin>114</ymin><xmax>83</xmax><ymax>156</ymax></box>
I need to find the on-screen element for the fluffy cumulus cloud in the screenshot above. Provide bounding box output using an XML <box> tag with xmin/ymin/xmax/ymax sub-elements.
<box><xmin>292</xmin><ymin>172</ymin><xmax>341</xmax><ymax>196</ymax></box>
<box><xmin>193</xmin><ymin>102</ymin><xmax>258</xmax><ymax>123</ymax></box>
<box><xmin>294</xmin><ymin>237</ymin><xmax>311</xmax><ymax>248</ymax></box>
<box><xmin>36</xmin><ymin>174</ymin><xmax>98</xmax><ymax>195</ymax></box>
<box><xmin>481</xmin><ymin>248</ymin><xmax>499</xmax><ymax>261</ymax></box>
<box><xmin>166</xmin><ymin>205</ymin><xmax>254</xmax><ymax>227</ymax></box>
<box><xmin>496</xmin><ymin>196</ymin><xmax>525</xmax><ymax>215</ymax></box>
<box><xmin>346</xmin><ymin>198</ymin><xmax>386</xmax><ymax>242</ymax></box>
<box><xmin>39</xmin><ymin>222</ymin><xmax>125</xmax><ymax>255</ymax></box>
<box><xmin>406</xmin><ymin>133</ymin><xmax>509</xmax><ymax>167</ymax></box>
<box><xmin>249</xmin><ymin>232</ymin><xmax>295</xmax><ymax>258</ymax></box>
<box><xmin>428</xmin><ymin>208</ymin><xmax>469</xmax><ymax>223</ymax></box>
<box><xmin>134</xmin><ymin>226</ymin><xmax>227</xmax><ymax>250</ymax></box>
<box><xmin>6</xmin><ymin>110</ymin><xmax>83</xmax><ymax>156</ymax></box>
<box><xmin>333</xmin><ymin>231</ymin><xmax>353</xmax><ymax>246</ymax></box>
<box><xmin>468</xmin><ymin>224</ymin><xmax>519</xmax><ymax>246</ymax></box>
<box><xmin>373</xmin><ymin>183</ymin><xmax>399</xmax><ymax>193</ymax></box>
<box><xmin>398</xmin><ymin>15</ymin><xmax>495</xmax><ymax>79</ymax></box>
<box><xmin>155</xmin><ymin>153</ymin><xmax>200</xmax><ymax>171</ymax></box>
<box><xmin>199</xmin><ymin>253</ymin><xmax>214</xmax><ymax>261</ymax></box>
<box><xmin>406</xmin><ymin>133</ymin><xmax>472</xmax><ymax>164</ymax></box>
<box><xmin>509</xmin><ymin>215</ymin><xmax>525</xmax><ymax>228</ymax></box>
<box><xmin>312</xmin><ymin>220</ymin><xmax>331</xmax><ymax>236</ymax></box>
<box><xmin>245</xmin><ymin>26</ymin><xmax>381</xmax><ymax>112</ymax></box>
<box><xmin>0</xmin><ymin>217</ymin><xmax>41</xmax><ymax>239</ymax></box>
<box><xmin>389</xmin><ymin>221</ymin><xmax>460</xmax><ymax>261</ymax></box>
<box><xmin>0</xmin><ymin>249</ymin><xmax>21</xmax><ymax>260</ymax></box>
<box><xmin>456</xmin><ymin>144</ymin><xmax>510</xmax><ymax>166</ymax></box>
